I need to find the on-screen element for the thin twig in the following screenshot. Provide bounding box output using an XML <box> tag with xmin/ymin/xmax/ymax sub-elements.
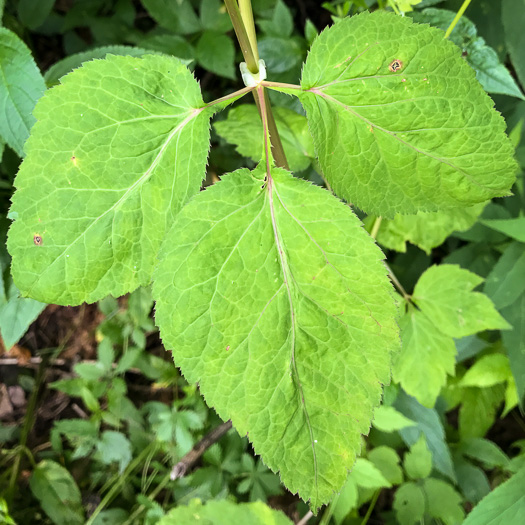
<box><xmin>170</xmin><ymin>420</ymin><xmax>233</xmax><ymax>480</ymax></box>
<box><xmin>444</xmin><ymin>0</ymin><xmax>472</xmax><ymax>39</ymax></box>
<box><xmin>297</xmin><ymin>510</ymin><xmax>314</xmax><ymax>525</ymax></box>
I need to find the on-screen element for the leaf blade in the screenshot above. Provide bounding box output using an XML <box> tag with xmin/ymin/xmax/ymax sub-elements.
<box><xmin>153</xmin><ymin>166</ymin><xmax>399</xmax><ymax>508</ymax></box>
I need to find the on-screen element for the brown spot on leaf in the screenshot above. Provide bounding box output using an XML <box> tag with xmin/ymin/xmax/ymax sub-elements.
<box><xmin>389</xmin><ymin>59</ymin><xmax>403</xmax><ymax>72</ymax></box>
<box><xmin>33</xmin><ymin>234</ymin><xmax>43</xmax><ymax>246</ymax></box>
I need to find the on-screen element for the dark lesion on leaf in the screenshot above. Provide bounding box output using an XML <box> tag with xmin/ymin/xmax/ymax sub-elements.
<box><xmin>388</xmin><ymin>59</ymin><xmax>403</xmax><ymax>72</ymax></box>
<box><xmin>33</xmin><ymin>234</ymin><xmax>43</xmax><ymax>246</ymax></box>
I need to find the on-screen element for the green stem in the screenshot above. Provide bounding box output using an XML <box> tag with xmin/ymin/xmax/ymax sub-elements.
<box><xmin>224</xmin><ymin>0</ymin><xmax>259</xmax><ymax>73</ymax></box>
<box><xmin>444</xmin><ymin>0</ymin><xmax>473</xmax><ymax>39</ymax></box>
<box><xmin>360</xmin><ymin>489</ymin><xmax>381</xmax><ymax>525</ymax></box>
<box><xmin>86</xmin><ymin>442</ymin><xmax>158</xmax><ymax>525</ymax></box>
<box><xmin>370</xmin><ymin>216</ymin><xmax>382</xmax><ymax>240</ymax></box>
<box><xmin>238</xmin><ymin>0</ymin><xmax>259</xmax><ymax>64</ymax></box>
<box><xmin>205</xmin><ymin>85</ymin><xmax>254</xmax><ymax>108</ymax></box>
<box><xmin>6</xmin><ymin>355</ymin><xmax>47</xmax><ymax>504</ymax></box>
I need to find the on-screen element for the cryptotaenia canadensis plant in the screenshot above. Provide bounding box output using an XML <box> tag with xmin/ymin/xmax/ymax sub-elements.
<box><xmin>7</xmin><ymin>5</ymin><xmax>517</xmax><ymax>510</ymax></box>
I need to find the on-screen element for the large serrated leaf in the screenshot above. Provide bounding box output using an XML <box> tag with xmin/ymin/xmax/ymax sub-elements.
<box><xmin>153</xmin><ymin>166</ymin><xmax>399</xmax><ymax>508</ymax></box>
<box><xmin>8</xmin><ymin>55</ymin><xmax>212</xmax><ymax>305</ymax></box>
<box><xmin>295</xmin><ymin>10</ymin><xmax>516</xmax><ymax>217</ymax></box>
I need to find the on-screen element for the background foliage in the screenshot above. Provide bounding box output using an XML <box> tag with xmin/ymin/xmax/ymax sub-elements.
<box><xmin>0</xmin><ymin>0</ymin><xmax>524</xmax><ymax>524</ymax></box>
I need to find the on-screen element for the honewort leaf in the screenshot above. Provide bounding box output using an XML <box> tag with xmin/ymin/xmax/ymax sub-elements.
<box><xmin>153</xmin><ymin>166</ymin><xmax>399</xmax><ymax>508</ymax></box>
<box><xmin>8</xmin><ymin>54</ymin><xmax>217</xmax><ymax>305</ymax></box>
<box><xmin>413</xmin><ymin>265</ymin><xmax>511</xmax><ymax>338</ymax></box>
<box><xmin>294</xmin><ymin>10</ymin><xmax>516</xmax><ymax>217</ymax></box>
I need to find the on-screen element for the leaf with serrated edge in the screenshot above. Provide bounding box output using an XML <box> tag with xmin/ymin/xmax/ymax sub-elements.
<box><xmin>8</xmin><ymin>55</ymin><xmax>216</xmax><ymax>305</ymax></box>
<box><xmin>153</xmin><ymin>165</ymin><xmax>399</xmax><ymax>508</ymax></box>
<box><xmin>297</xmin><ymin>11</ymin><xmax>516</xmax><ymax>217</ymax></box>
<box><xmin>394</xmin><ymin>308</ymin><xmax>456</xmax><ymax>407</ymax></box>
<box><xmin>413</xmin><ymin>265</ymin><xmax>510</xmax><ymax>338</ymax></box>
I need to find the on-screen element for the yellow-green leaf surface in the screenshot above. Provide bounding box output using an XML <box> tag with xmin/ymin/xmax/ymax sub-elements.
<box><xmin>0</xmin><ymin>28</ymin><xmax>46</xmax><ymax>156</ymax></box>
<box><xmin>153</xmin><ymin>166</ymin><xmax>399</xmax><ymax>508</ymax></box>
<box><xmin>296</xmin><ymin>11</ymin><xmax>516</xmax><ymax>217</ymax></box>
<box><xmin>158</xmin><ymin>499</ymin><xmax>292</xmax><ymax>525</ymax></box>
<box><xmin>8</xmin><ymin>55</ymin><xmax>212</xmax><ymax>305</ymax></box>
<box><xmin>375</xmin><ymin>203</ymin><xmax>485</xmax><ymax>254</ymax></box>
<box><xmin>394</xmin><ymin>265</ymin><xmax>509</xmax><ymax>407</ymax></box>
<box><xmin>413</xmin><ymin>265</ymin><xmax>510</xmax><ymax>338</ymax></box>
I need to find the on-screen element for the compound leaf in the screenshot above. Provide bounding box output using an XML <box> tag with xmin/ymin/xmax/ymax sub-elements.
<box><xmin>413</xmin><ymin>265</ymin><xmax>510</xmax><ymax>338</ymax></box>
<box><xmin>0</xmin><ymin>28</ymin><xmax>46</xmax><ymax>157</ymax></box>
<box><xmin>8</xmin><ymin>55</ymin><xmax>214</xmax><ymax>305</ymax></box>
<box><xmin>295</xmin><ymin>11</ymin><xmax>516</xmax><ymax>217</ymax></box>
<box><xmin>153</xmin><ymin>166</ymin><xmax>399</xmax><ymax>508</ymax></box>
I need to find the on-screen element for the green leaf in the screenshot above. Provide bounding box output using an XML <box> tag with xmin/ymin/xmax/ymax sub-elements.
<box><xmin>258</xmin><ymin>0</ymin><xmax>294</xmax><ymax>38</ymax></box>
<box><xmin>332</xmin><ymin>477</ymin><xmax>358</xmax><ymax>525</ymax></box>
<box><xmin>372</xmin><ymin>405</ymin><xmax>416</xmax><ymax>432</ymax></box>
<box><xmin>214</xmin><ymin>104</ymin><xmax>315</xmax><ymax>172</ymax></box>
<box><xmin>368</xmin><ymin>446</ymin><xmax>404</xmax><ymax>485</ymax></box>
<box><xmin>395</xmin><ymin>391</ymin><xmax>456</xmax><ymax>481</ymax></box>
<box><xmin>502</xmin><ymin>0</ymin><xmax>525</xmax><ymax>89</ymax></box>
<box><xmin>142</xmin><ymin>0</ymin><xmax>201</xmax><ymax>35</ymax></box>
<box><xmin>17</xmin><ymin>0</ymin><xmax>55</xmax><ymax>29</ymax></box>
<box><xmin>481</xmin><ymin>218</ymin><xmax>525</xmax><ymax>243</ymax></box>
<box><xmin>8</xmin><ymin>55</ymin><xmax>213</xmax><ymax>305</ymax></box>
<box><xmin>29</xmin><ymin>460</ymin><xmax>85</xmax><ymax>525</ymax></box>
<box><xmin>0</xmin><ymin>28</ymin><xmax>46</xmax><ymax>157</ymax></box>
<box><xmin>351</xmin><ymin>458</ymin><xmax>392</xmax><ymax>489</ymax></box>
<box><xmin>411</xmin><ymin>8</ymin><xmax>524</xmax><ymax>100</ymax></box>
<box><xmin>393</xmin><ymin>482</ymin><xmax>426</xmax><ymax>525</ymax></box>
<box><xmin>394</xmin><ymin>308</ymin><xmax>456</xmax><ymax>407</ymax></box>
<box><xmin>460</xmin><ymin>354</ymin><xmax>512</xmax><ymax>388</ymax></box>
<box><xmin>412</xmin><ymin>265</ymin><xmax>510</xmax><ymax>338</ymax></box>
<box><xmin>484</xmin><ymin>242</ymin><xmax>525</xmax><ymax>310</ymax></box>
<box><xmin>375</xmin><ymin>204</ymin><xmax>484</xmax><ymax>254</ymax></box>
<box><xmin>153</xmin><ymin>166</ymin><xmax>399</xmax><ymax>508</ymax></box>
<box><xmin>43</xmin><ymin>46</ymin><xmax>177</xmax><ymax>86</ymax></box>
<box><xmin>462</xmin><ymin>467</ymin><xmax>525</xmax><ymax>525</ymax></box>
<box><xmin>95</xmin><ymin>430</ymin><xmax>132</xmax><ymax>474</ymax></box>
<box><xmin>196</xmin><ymin>31</ymin><xmax>235</xmax><ymax>79</ymax></box>
<box><xmin>0</xmin><ymin>277</ymin><xmax>45</xmax><ymax>350</ymax></box>
<box><xmin>294</xmin><ymin>10</ymin><xmax>516</xmax><ymax>217</ymax></box>
<box><xmin>459</xmin><ymin>438</ymin><xmax>510</xmax><ymax>469</ymax></box>
<box><xmin>423</xmin><ymin>478</ymin><xmax>464</xmax><ymax>525</ymax></box>
<box><xmin>404</xmin><ymin>435</ymin><xmax>432</xmax><ymax>480</ymax></box>
<box><xmin>459</xmin><ymin>385</ymin><xmax>505</xmax><ymax>440</ymax></box>
<box><xmin>501</xmin><ymin>293</ymin><xmax>525</xmax><ymax>405</ymax></box>
<box><xmin>200</xmin><ymin>0</ymin><xmax>231</xmax><ymax>33</ymax></box>
<box><xmin>158</xmin><ymin>499</ymin><xmax>292</xmax><ymax>525</ymax></box>
<box><xmin>455</xmin><ymin>459</ymin><xmax>491</xmax><ymax>504</ymax></box>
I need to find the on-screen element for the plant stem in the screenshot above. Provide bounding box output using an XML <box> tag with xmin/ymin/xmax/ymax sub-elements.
<box><xmin>297</xmin><ymin>510</ymin><xmax>314</xmax><ymax>525</ymax></box>
<box><xmin>444</xmin><ymin>0</ymin><xmax>472</xmax><ymax>39</ymax></box>
<box><xmin>224</xmin><ymin>0</ymin><xmax>289</xmax><ymax>169</ymax></box>
<box><xmin>370</xmin><ymin>216</ymin><xmax>382</xmax><ymax>240</ymax></box>
<box><xmin>6</xmin><ymin>355</ymin><xmax>47</xmax><ymax>504</ymax></box>
<box><xmin>170</xmin><ymin>420</ymin><xmax>233</xmax><ymax>479</ymax></box>
<box><xmin>224</xmin><ymin>0</ymin><xmax>259</xmax><ymax>74</ymax></box>
<box><xmin>205</xmin><ymin>85</ymin><xmax>254</xmax><ymax>108</ymax></box>
<box><xmin>261</xmin><ymin>80</ymin><xmax>302</xmax><ymax>91</ymax></box>
<box><xmin>385</xmin><ymin>262</ymin><xmax>411</xmax><ymax>301</ymax></box>
<box><xmin>238</xmin><ymin>0</ymin><xmax>259</xmax><ymax>64</ymax></box>
<box><xmin>360</xmin><ymin>489</ymin><xmax>381</xmax><ymax>525</ymax></box>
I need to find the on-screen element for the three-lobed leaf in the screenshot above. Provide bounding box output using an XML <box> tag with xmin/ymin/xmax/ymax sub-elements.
<box><xmin>291</xmin><ymin>10</ymin><xmax>516</xmax><ymax>217</ymax></box>
<box><xmin>153</xmin><ymin>165</ymin><xmax>399</xmax><ymax>508</ymax></box>
<box><xmin>8</xmin><ymin>55</ymin><xmax>214</xmax><ymax>305</ymax></box>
